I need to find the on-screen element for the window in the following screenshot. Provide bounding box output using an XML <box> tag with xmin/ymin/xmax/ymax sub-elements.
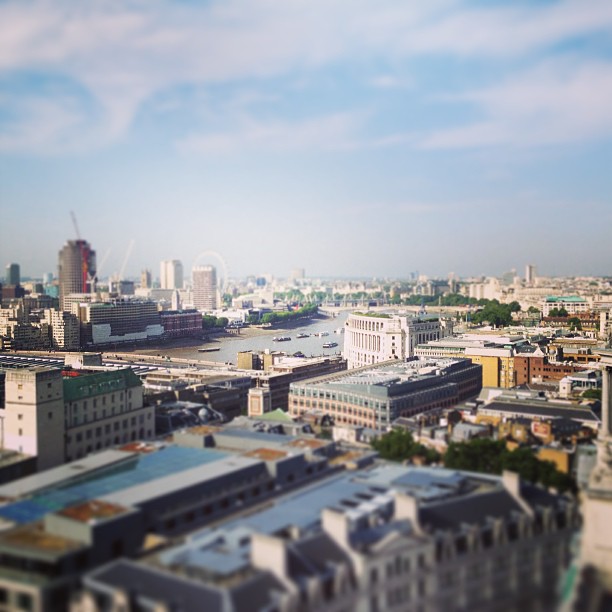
<box><xmin>16</xmin><ymin>592</ymin><xmax>33</xmax><ymax>611</ymax></box>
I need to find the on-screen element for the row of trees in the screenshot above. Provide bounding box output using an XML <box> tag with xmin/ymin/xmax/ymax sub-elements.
<box><xmin>202</xmin><ymin>315</ymin><xmax>229</xmax><ymax>329</ymax></box>
<box><xmin>370</xmin><ymin>430</ymin><xmax>575</xmax><ymax>494</ymax></box>
<box><xmin>259</xmin><ymin>303</ymin><xmax>318</xmax><ymax>325</ymax></box>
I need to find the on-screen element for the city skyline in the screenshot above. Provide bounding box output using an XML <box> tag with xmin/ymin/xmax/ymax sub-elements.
<box><xmin>1</xmin><ymin>1</ymin><xmax>611</xmax><ymax>279</ymax></box>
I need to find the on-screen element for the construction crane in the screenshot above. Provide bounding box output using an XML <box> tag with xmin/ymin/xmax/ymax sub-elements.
<box><xmin>70</xmin><ymin>211</ymin><xmax>81</xmax><ymax>240</ymax></box>
<box><xmin>118</xmin><ymin>239</ymin><xmax>135</xmax><ymax>281</ymax></box>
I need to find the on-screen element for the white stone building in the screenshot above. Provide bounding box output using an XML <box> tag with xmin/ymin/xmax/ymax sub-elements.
<box><xmin>343</xmin><ymin>312</ymin><xmax>452</xmax><ymax>369</ymax></box>
<box><xmin>0</xmin><ymin>366</ymin><xmax>154</xmax><ymax>470</ymax></box>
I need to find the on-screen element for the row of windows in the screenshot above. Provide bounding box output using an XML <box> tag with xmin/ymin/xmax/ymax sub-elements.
<box><xmin>66</xmin><ymin>428</ymin><xmax>153</xmax><ymax>461</ymax></box>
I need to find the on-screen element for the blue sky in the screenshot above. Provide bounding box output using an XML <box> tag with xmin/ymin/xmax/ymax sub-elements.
<box><xmin>1</xmin><ymin>0</ymin><xmax>611</xmax><ymax>281</ymax></box>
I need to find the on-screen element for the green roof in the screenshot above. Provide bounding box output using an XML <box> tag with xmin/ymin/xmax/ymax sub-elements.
<box><xmin>545</xmin><ymin>296</ymin><xmax>586</xmax><ymax>302</ymax></box>
<box><xmin>258</xmin><ymin>408</ymin><xmax>294</xmax><ymax>422</ymax></box>
<box><xmin>63</xmin><ymin>369</ymin><xmax>142</xmax><ymax>402</ymax></box>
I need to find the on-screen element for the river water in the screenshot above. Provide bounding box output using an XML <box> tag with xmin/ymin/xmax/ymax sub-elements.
<box><xmin>158</xmin><ymin>312</ymin><xmax>349</xmax><ymax>365</ymax></box>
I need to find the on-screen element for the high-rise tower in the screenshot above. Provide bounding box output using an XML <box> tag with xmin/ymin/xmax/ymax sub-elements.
<box><xmin>160</xmin><ymin>260</ymin><xmax>183</xmax><ymax>290</ymax></box>
<box><xmin>5</xmin><ymin>263</ymin><xmax>20</xmax><ymax>286</ymax></box>
<box><xmin>192</xmin><ymin>265</ymin><xmax>217</xmax><ymax>311</ymax></box>
<box><xmin>58</xmin><ymin>240</ymin><xmax>96</xmax><ymax>310</ymax></box>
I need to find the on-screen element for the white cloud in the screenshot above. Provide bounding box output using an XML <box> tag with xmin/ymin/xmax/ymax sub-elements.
<box><xmin>421</xmin><ymin>58</ymin><xmax>612</xmax><ymax>149</ymax></box>
<box><xmin>178</xmin><ymin>111</ymin><xmax>363</xmax><ymax>154</ymax></box>
<box><xmin>0</xmin><ymin>0</ymin><xmax>611</xmax><ymax>152</ymax></box>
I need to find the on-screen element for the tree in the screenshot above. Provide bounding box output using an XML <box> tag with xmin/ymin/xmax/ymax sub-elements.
<box><xmin>567</xmin><ymin>317</ymin><xmax>582</xmax><ymax>331</ymax></box>
<box><xmin>582</xmin><ymin>388</ymin><xmax>601</xmax><ymax>400</ymax></box>
<box><xmin>371</xmin><ymin>429</ymin><xmax>440</xmax><ymax>465</ymax></box>
<box><xmin>549</xmin><ymin>307</ymin><xmax>569</xmax><ymax>318</ymax></box>
<box><xmin>443</xmin><ymin>438</ymin><xmax>576</xmax><ymax>494</ymax></box>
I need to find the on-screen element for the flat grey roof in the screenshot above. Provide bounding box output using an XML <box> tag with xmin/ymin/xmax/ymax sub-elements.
<box><xmin>101</xmin><ymin>455</ymin><xmax>264</xmax><ymax>507</ymax></box>
<box><xmin>0</xmin><ymin>450</ymin><xmax>134</xmax><ymax>499</ymax></box>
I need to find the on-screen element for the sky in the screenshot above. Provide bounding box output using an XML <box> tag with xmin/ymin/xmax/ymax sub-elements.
<box><xmin>1</xmin><ymin>0</ymin><xmax>611</xmax><ymax>282</ymax></box>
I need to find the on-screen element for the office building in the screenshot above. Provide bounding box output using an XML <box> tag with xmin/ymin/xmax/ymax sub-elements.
<box><xmin>140</xmin><ymin>269</ymin><xmax>152</xmax><ymax>289</ymax></box>
<box><xmin>41</xmin><ymin>309</ymin><xmax>80</xmax><ymax>350</ymax></box>
<box><xmin>542</xmin><ymin>296</ymin><xmax>590</xmax><ymax>317</ymax></box>
<box><xmin>193</xmin><ymin>265</ymin><xmax>217</xmax><ymax>311</ymax></box>
<box><xmin>344</xmin><ymin>312</ymin><xmax>452</xmax><ymax>369</ymax></box>
<box><xmin>5</xmin><ymin>263</ymin><xmax>20</xmax><ymax>286</ymax></box>
<box><xmin>1</xmin><ymin>366</ymin><xmax>151</xmax><ymax>470</ymax></box>
<box><xmin>159</xmin><ymin>260</ymin><xmax>183</xmax><ymax>290</ymax></box>
<box><xmin>525</xmin><ymin>264</ymin><xmax>537</xmax><ymax>285</ymax></box>
<box><xmin>289</xmin><ymin>358</ymin><xmax>482</xmax><ymax>430</ymax></box>
<box><xmin>75</xmin><ymin>299</ymin><xmax>163</xmax><ymax>346</ymax></box>
<box><xmin>159</xmin><ymin>309</ymin><xmax>202</xmax><ymax>339</ymax></box>
<box><xmin>58</xmin><ymin>240</ymin><xmax>96</xmax><ymax>310</ymax></box>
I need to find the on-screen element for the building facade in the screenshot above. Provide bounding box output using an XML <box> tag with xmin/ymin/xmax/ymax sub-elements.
<box><xmin>4</xmin><ymin>264</ymin><xmax>19</xmax><ymax>286</ymax></box>
<box><xmin>192</xmin><ymin>265</ymin><xmax>217</xmax><ymax>311</ymax></box>
<box><xmin>73</xmin><ymin>466</ymin><xmax>577</xmax><ymax>612</ymax></box>
<box><xmin>159</xmin><ymin>260</ymin><xmax>183</xmax><ymax>290</ymax></box>
<box><xmin>75</xmin><ymin>299</ymin><xmax>163</xmax><ymax>346</ymax></box>
<box><xmin>289</xmin><ymin>358</ymin><xmax>482</xmax><ymax>430</ymax></box>
<box><xmin>159</xmin><ymin>309</ymin><xmax>202</xmax><ymax>339</ymax></box>
<box><xmin>0</xmin><ymin>366</ymin><xmax>152</xmax><ymax>469</ymax></box>
<box><xmin>42</xmin><ymin>309</ymin><xmax>80</xmax><ymax>350</ymax></box>
<box><xmin>344</xmin><ymin>312</ymin><xmax>451</xmax><ymax>369</ymax></box>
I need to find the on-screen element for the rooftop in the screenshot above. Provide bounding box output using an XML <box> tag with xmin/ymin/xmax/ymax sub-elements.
<box><xmin>57</xmin><ymin>500</ymin><xmax>128</xmax><ymax>523</ymax></box>
<box><xmin>0</xmin><ymin>446</ymin><xmax>229</xmax><ymax>525</ymax></box>
<box><xmin>0</xmin><ymin>523</ymin><xmax>83</xmax><ymax>554</ymax></box>
<box><xmin>244</xmin><ymin>448</ymin><xmax>288</xmax><ymax>461</ymax></box>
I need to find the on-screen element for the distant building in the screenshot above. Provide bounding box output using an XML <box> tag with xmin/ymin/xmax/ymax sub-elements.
<box><xmin>193</xmin><ymin>265</ymin><xmax>217</xmax><ymax>311</ymax></box>
<box><xmin>42</xmin><ymin>308</ymin><xmax>80</xmax><ymax>350</ymax></box>
<box><xmin>140</xmin><ymin>269</ymin><xmax>152</xmax><ymax>289</ymax></box>
<box><xmin>542</xmin><ymin>296</ymin><xmax>589</xmax><ymax>317</ymax></box>
<box><xmin>5</xmin><ymin>263</ymin><xmax>20</xmax><ymax>286</ymax></box>
<box><xmin>0</xmin><ymin>305</ymin><xmax>51</xmax><ymax>351</ymax></box>
<box><xmin>58</xmin><ymin>240</ymin><xmax>96</xmax><ymax>310</ymax></box>
<box><xmin>75</xmin><ymin>299</ymin><xmax>163</xmax><ymax>346</ymax></box>
<box><xmin>159</xmin><ymin>259</ymin><xmax>183</xmax><ymax>290</ymax></box>
<box><xmin>247</xmin><ymin>354</ymin><xmax>347</xmax><ymax>416</ymax></box>
<box><xmin>159</xmin><ymin>309</ymin><xmax>202</xmax><ymax>339</ymax></box>
<box><xmin>344</xmin><ymin>312</ymin><xmax>452</xmax><ymax>369</ymax></box>
<box><xmin>290</xmin><ymin>267</ymin><xmax>305</xmax><ymax>281</ymax></box>
<box><xmin>525</xmin><ymin>263</ymin><xmax>537</xmax><ymax>285</ymax></box>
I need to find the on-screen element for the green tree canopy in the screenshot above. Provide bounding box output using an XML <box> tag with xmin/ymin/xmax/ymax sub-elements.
<box><xmin>371</xmin><ymin>429</ymin><xmax>440</xmax><ymax>465</ymax></box>
<box><xmin>444</xmin><ymin>438</ymin><xmax>575</xmax><ymax>494</ymax></box>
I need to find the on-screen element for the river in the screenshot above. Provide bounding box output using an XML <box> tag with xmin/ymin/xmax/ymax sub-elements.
<box><xmin>138</xmin><ymin>312</ymin><xmax>349</xmax><ymax>365</ymax></box>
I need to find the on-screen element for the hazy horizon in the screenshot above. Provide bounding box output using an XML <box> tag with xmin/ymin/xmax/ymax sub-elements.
<box><xmin>1</xmin><ymin>1</ymin><xmax>611</xmax><ymax>280</ymax></box>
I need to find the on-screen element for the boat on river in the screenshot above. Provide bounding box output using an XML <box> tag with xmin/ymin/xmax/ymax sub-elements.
<box><xmin>273</xmin><ymin>336</ymin><xmax>291</xmax><ymax>342</ymax></box>
<box><xmin>322</xmin><ymin>342</ymin><xmax>338</xmax><ymax>348</ymax></box>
